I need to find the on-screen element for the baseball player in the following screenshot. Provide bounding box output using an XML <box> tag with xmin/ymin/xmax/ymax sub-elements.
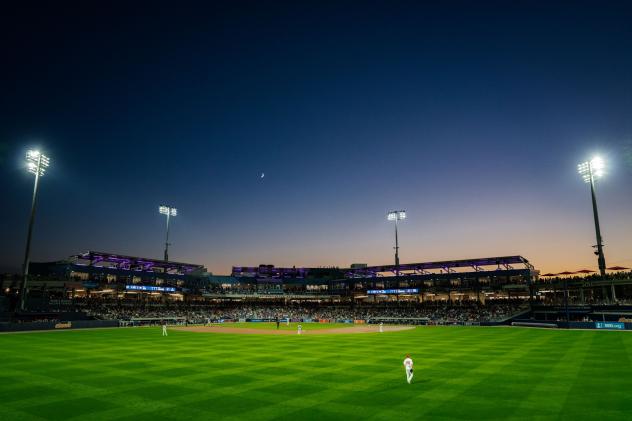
<box><xmin>297</xmin><ymin>324</ymin><xmax>302</xmax><ymax>335</ymax></box>
<box><xmin>162</xmin><ymin>321</ymin><xmax>168</xmax><ymax>337</ymax></box>
<box><xmin>403</xmin><ymin>354</ymin><xmax>413</xmax><ymax>383</ymax></box>
<box><xmin>379</xmin><ymin>322</ymin><xmax>384</xmax><ymax>333</ymax></box>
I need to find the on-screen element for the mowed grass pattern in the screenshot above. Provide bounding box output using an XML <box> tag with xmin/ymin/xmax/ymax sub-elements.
<box><xmin>1</xmin><ymin>325</ymin><xmax>631</xmax><ymax>420</ymax></box>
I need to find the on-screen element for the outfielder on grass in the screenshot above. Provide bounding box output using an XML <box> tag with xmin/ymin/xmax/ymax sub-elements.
<box><xmin>403</xmin><ymin>354</ymin><xmax>413</xmax><ymax>384</ymax></box>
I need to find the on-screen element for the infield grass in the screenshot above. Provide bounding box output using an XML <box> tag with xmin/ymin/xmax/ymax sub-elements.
<box><xmin>1</xmin><ymin>325</ymin><xmax>631</xmax><ymax>420</ymax></box>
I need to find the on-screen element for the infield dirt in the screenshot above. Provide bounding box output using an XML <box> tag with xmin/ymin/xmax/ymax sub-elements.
<box><xmin>173</xmin><ymin>325</ymin><xmax>414</xmax><ymax>335</ymax></box>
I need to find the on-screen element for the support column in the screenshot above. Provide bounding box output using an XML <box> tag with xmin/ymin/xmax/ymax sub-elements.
<box><xmin>528</xmin><ymin>274</ymin><xmax>535</xmax><ymax>306</ymax></box>
<box><xmin>564</xmin><ymin>278</ymin><xmax>570</xmax><ymax>323</ymax></box>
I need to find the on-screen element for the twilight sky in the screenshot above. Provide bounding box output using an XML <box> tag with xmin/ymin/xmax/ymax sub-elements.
<box><xmin>1</xmin><ymin>1</ymin><xmax>631</xmax><ymax>275</ymax></box>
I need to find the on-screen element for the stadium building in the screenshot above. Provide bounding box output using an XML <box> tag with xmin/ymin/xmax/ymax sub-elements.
<box><xmin>13</xmin><ymin>252</ymin><xmax>537</xmax><ymax>305</ymax></box>
<box><xmin>3</xmin><ymin>250</ymin><xmax>632</xmax><ymax>326</ymax></box>
<box><xmin>12</xmin><ymin>251</ymin><xmax>210</xmax><ymax>305</ymax></box>
<box><xmin>228</xmin><ymin>255</ymin><xmax>538</xmax><ymax>303</ymax></box>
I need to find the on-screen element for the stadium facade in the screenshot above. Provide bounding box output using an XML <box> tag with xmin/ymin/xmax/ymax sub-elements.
<box><xmin>3</xmin><ymin>250</ymin><xmax>632</xmax><ymax>329</ymax></box>
<box><xmin>229</xmin><ymin>255</ymin><xmax>538</xmax><ymax>302</ymax></box>
<box><xmin>5</xmin><ymin>250</ymin><xmax>629</xmax><ymax>305</ymax></box>
<box><xmin>11</xmin><ymin>251</ymin><xmax>538</xmax><ymax>304</ymax></box>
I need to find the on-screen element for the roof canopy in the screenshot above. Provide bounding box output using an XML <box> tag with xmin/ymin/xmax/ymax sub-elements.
<box><xmin>344</xmin><ymin>255</ymin><xmax>534</xmax><ymax>278</ymax></box>
<box><xmin>70</xmin><ymin>251</ymin><xmax>205</xmax><ymax>275</ymax></box>
<box><xmin>232</xmin><ymin>256</ymin><xmax>534</xmax><ymax>279</ymax></box>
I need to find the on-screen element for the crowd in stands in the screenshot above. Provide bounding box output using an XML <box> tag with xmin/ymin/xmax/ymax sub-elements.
<box><xmin>541</xmin><ymin>270</ymin><xmax>632</xmax><ymax>284</ymax></box>
<box><xmin>72</xmin><ymin>298</ymin><xmax>526</xmax><ymax>324</ymax></box>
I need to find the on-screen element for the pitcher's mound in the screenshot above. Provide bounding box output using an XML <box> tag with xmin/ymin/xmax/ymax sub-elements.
<box><xmin>173</xmin><ymin>325</ymin><xmax>414</xmax><ymax>335</ymax></box>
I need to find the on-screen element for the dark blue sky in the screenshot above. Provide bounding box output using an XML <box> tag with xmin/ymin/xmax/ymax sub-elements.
<box><xmin>1</xmin><ymin>1</ymin><xmax>631</xmax><ymax>274</ymax></box>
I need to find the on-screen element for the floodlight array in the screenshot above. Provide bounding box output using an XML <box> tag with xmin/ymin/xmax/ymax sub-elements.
<box><xmin>26</xmin><ymin>150</ymin><xmax>50</xmax><ymax>177</ymax></box>
<box><xmin>387</xmin><ymin>210</ymin><xmax>406</xmax><ymax>221</ymax></box>
<box><xmin>577</xmin><ymin>157</ymin><xmax>605</xmax><ymax>184</ymax></box>
<box><xmin>159</xmin><ymin>205</ymin><xmax>177</xmax><ymax>216</ymax></box>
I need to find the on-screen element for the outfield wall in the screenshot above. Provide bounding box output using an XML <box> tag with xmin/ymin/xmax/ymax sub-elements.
<box><xmin>560</xmin><ymin>321</ymin><xmax>632</xmax><ymax>330</ymax></box>
<box><xmin>4</xmin><ymin>318</ymin><xmax>631</xmax><ymax>332</ymax></box>
<box><xmin>0</xmin><ymin>320</ymin><xmax>119</xmax><ymax>332</ymax></box>
<box><xmin>512</xmin><ymin>320</ymin><xmax>632</xmax><ymax>330</ymax></box>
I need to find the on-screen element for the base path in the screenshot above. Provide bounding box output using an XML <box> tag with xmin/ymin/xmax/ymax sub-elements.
<box><xmin>173</xmin><ymin>325</ymin><xmax>414</xmax><ymax>335</ymax></box>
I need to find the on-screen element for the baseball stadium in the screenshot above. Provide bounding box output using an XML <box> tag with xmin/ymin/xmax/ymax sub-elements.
<box><xmin>2</xmin><ymin>251</ymin><xmax>632</xmax><ymax>420</ymax></box>
<box><xmin>3</xmin><ymin>2</ymin><xmax>632</xmax><ymax>420</ymax></box>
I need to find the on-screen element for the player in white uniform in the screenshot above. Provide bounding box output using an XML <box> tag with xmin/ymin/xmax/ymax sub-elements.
<box><xmin>403</xmin><ymin>354</ymin><xmax>413</xmax><ymax>384</ymax></box>
<box><xmin>379</xmin><ymin>322</ymin><xmax>384</xmax><ymax>333</ymax></box>
<box><xmin>297</xmin><ymin>324</ymin><xmax>302</xmax><ymax>335</ymax></box>
<box><xmin>162</xmin><ymin>321</ymin><xmax>168</xmax><ymax>336</ymax></box>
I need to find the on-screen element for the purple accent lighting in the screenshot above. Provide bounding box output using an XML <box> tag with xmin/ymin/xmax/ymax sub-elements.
<box><xmin>71</xmin><ymin>251</ymin><xmax>205</xmax><ymax>276</ymax></box>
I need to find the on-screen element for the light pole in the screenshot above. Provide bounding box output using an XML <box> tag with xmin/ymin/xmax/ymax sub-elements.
<box><xmin>159</xmin><ymin>205</ymin><xmax>177</xmax><ymax>261</ymax></box>
<box><xmin>387</xmin><ymin>210</ymin><xmax>406</xmax><ymax>276</ymax></box>
<box><xmin>577</xmin><ymin>157</ymin><xmax>612</xmax><ymax>300</ymax></box>
<box><xmin>20</xmin><ymin>150</ymin><xmax>50</xmax><ymax>311</ymax></box>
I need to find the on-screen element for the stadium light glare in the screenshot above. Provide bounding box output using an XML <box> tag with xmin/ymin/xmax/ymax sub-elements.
<box><xmin>26</xmin><ymin>149</ymin><xmax>49</xmax><ymax>177</ymax></box>
<box><xmin>159</xmin><ymin>206</ymin><xmax>177</xmax><ymax>217</ymax></box>
<box><xmin>387</xmin><ymin>210</ymin><xmax>406</xmax><ymax>276</ymax></box>
<box><xmin>20</xmin><ymin>149</ymin><xmax>52</xmax><ymax>310</ymax></box>
<box><xmin>578</xmin><ymin>156</ymin><xmax>605</xmax><ymax>183</ymax></box>
<box><xmin>577</xmin><ymin>156</ymin><xmax>611</xmax><ymax>300</ymax></box>
<box><xmin>387</xmin><ymin>210</ymin><xmax>406</xmax><ymax>221</ymax></box>
<box><xmin>159</xmin><ymin>205</ymin><xmax>178</xmax><ymax>261</ymax></box>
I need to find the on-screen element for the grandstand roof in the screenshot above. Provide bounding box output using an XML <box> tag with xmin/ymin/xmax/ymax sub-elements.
<box><xmin>232</xmin><ymin>265</ymin><xmax>309</xmax><ymax>279</ymax></box>
<box><xmin>69</xmin><ymin>251</ymin><xmax>205</xmax><ymax>275</ymax></box>
<box><xmin>345</xmin><ymin>255</ymin><xmax>534</xmax><ymax>278</ymax></box>
<box><xmin>232</xmin><ymin>256</ymin><xmax>535</xmax><ymax>280</ymax></box>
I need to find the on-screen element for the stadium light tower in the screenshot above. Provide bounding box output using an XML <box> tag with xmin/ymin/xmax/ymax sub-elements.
<box><xmin>159</xmin><ymin>205</ymin><xmax>177</xmax><ymax>262</ymax></box>
<box><xmin>577</xmin><ymin>157</ymin><xmax>612</xmax><ymax>299</ymax></box>
<box><xmin>20</xmin><ymin>149</ymin><xmax>50</xmax><ymax>311</ymax></box>
<box><xmin>387</xmin><ymin>210</ymin><xmax>406</xmax><ymax>275</ymax></box>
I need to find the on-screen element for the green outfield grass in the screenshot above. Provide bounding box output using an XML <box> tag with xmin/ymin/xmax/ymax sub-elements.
<box><xmin>1</xmin><ymin>326</ymin><xmax>631</xmax><ymax>420</ymax></box>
